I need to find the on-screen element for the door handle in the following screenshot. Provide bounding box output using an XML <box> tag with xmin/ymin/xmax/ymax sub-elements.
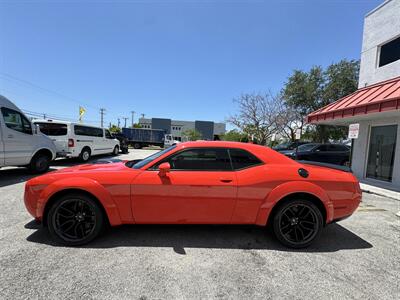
<box><xmin>8</xmin><ymin>134</ymin><xmax>14</xmax><ymax>138</ymax></box>
<box><xmin>220</xmin><ymin>178</ymin><xmax>233</xmax><ymax>183</ymax></box>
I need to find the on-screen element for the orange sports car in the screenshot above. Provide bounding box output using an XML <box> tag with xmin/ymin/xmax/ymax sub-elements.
<box><xmin>24</xmin><ymin>141</ymin><xmax>361</xmax><ymax>248</ymax></box>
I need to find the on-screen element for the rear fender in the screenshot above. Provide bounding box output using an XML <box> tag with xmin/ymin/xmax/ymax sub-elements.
<box><xmin>37</xmin><ymin>177</ymin><xmax>122</xmax><ymax>226</ymax></box>
<box><xmin>255</xmin><ymin>181</ymin><xmax>334</xmax><ymax>225</ymax></box>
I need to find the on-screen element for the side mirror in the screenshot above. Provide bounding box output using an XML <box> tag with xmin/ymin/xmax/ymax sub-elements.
<box><xmin>158</xmin><ymin>162</ymin><xmax>171</xmax><ymax>177</ymax></box>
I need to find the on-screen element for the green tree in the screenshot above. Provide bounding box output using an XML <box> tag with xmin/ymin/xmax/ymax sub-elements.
<box><xmin>109</xmin><ymin>124</ymin><xmax>121</xmax><ymax>133</ymax></box>
<box><xmin>282</xmin><ymin>59</ymin><xmax>359</xmax><ymax>142</ymax></box>
<box><xmin>133</xmin><ymin>123</ymin><xmax>142</xmax><ymax>128</ymax></box>
<box><xmin>182</xmin><ymin>129</ymin><xmax>202</xmax><ymax>141</ymax></box>
<box><xmin>221</xmin><ymin>129</ymin><xmax>248</xmax><ymax>142</ymax></box>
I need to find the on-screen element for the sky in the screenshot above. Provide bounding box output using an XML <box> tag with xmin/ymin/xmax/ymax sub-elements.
<box><xmin>0</xmin><ymin>0</ymin><xmax>383</xmax><ymax>129</ymax></box>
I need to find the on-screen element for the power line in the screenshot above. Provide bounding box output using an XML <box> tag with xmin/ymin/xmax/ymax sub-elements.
<box><xmin>0</xmin><ymin>72</ymin><xmax>99</xmax><ymax>110</ymax></box>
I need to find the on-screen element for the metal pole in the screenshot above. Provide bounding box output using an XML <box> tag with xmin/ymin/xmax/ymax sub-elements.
<box><xmin>131</xmin><ymin>111</ymin><xmax>135</xmax><ymax>128</ymax></box>
<box><xmin>100</xmin><ymin>108</ymin><xmax>106</xmax><ymax>127</ymax></box>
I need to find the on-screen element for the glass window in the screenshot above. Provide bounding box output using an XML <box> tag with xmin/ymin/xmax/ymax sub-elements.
<box><xmin>229</xmin><ymin>148</ymin><xmax>262</xmax><ymax>170</ymax></box>
<box><xmin>105</xmin><ymin>129</ymin><xmax>112</xmax><ymax>139</ymax></box>
<box><xmin>74</xmin><ymin>125</ymin><xmax>103</xmax><ymax>137</ymax></box>
<box><xmin>35</xmin><ymin>122</ymin><xmax>67</xmax><ymax>136</ymax></box>
<box><xmin>297</xmin><ymin>143</ymin><xmax>318</xmax><ymax>152</ymax></box>
<box><xmin>366</xmin><ymin>125</ymin><xmax>397</xmax><ymax>182</ymax></box>
<box><xmin>1</xmin><ymin>107</ymin><xmax>32</xmax><ymax>135</ymax></box>
<box><xmin>132</xmin><ymin>145</ymin><xmax>177</xmax><ymax>169</ymax></box>
<box><xmin>379</xmin><ymin>36</ymin><xmax>400</xmax><ymax>67</ymax></box>
<box><xmin>328</xmin><ymin>144</ymin><xmax>349</xmax><ymax>152</ymax></box>
<box><xmin>315</xmin><ymin>145</ymin><xmax>329</xmax><ymax>152</ymax></box>
<box><xmin>158</xmin><ymin>148</ymin><xmax>232</xmax><ymax>171</ymax></box>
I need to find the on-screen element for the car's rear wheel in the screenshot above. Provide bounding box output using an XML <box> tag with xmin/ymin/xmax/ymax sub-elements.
<box><xmin>133</xmin><ymin>143</ymin><xmax>141</xmax><ymax>149</ymax></box>
<box><xmin>47</xmin><ymin>193</ymin><xmax>105</xmax><ymax>246</ymax></box>
<box><xmin>112</xmin><ymin>146</ymin><xmax>119</xmax><ymax>156</ymax></box>
<box><xmin>272</xmin><ymin>199</ymin><xmax>323</xmax><ymax>248</ymax></box>
<box><xmin>79</xmin><ymin>147</ymin><xmax>91</xmax><ymax>162</ymax></box>
<box><xmin>29</xmin><ymin>153</ymin><xmax>50</xmax><ymax>174</ymax></box>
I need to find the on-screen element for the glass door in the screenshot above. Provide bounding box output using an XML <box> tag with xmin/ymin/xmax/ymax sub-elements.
<box><xmin>366</xmin><ymin>125</ymin><xmax>398</xmax><ymax>182</ymax></box>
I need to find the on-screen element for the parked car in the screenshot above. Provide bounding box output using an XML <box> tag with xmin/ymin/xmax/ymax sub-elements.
<box><xmin>282</xmin><ymin>143</ymin><xmax>350</xmax><ymax>166</ymax></box>
<box><xmin>24</xmin><ymin>141</ymin><xmax>361</xmax><ymax>248</ymax></box>
<box><xmin>273</xmin><ymin>141</ymin><xmax>309</xmax><ymax>152</ymax></box>
<box><xmin>0</xmin><ymin>95</ymin><xmax>56</xmax><ymax>173</ymax></box>
<box><xmin>33</xmin><ymin>120</ymin><xmax>120</xmax><ymax>162</ymax></box>
<box><xmin>111</xmin><ymin>133</ymin><xmax>129</xmax><ymax>154</ymax></box>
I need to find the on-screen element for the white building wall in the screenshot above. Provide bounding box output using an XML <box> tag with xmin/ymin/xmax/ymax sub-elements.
<box><xmin>358</xmin><ymin>0</ymin><xmax>400</xmax><ymax>88</ymax></box>
<box><xmin>351</xmin><ymin>117</ymin><xmax>400</xmax><ymax>190</ymax></box>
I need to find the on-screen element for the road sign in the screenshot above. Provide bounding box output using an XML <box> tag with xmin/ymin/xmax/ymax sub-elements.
<box><xmin>348</xmin><ymin>123</ymin><xmax>360</xmax><ymax>139</ymax></box>
<box><xmin>295</xmin><ymin>128</ymin><xmax>301</xmax><ymax>140</ymax></box>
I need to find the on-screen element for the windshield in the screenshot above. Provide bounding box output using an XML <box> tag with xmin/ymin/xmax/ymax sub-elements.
<box><xmin>131</xmin><ymin>145</ymin><xmax>177</xmax><ymax>169</ymax></box>
<box><xmin>274</xmin><ymin>142</ymin><xmax>291</xmax><ymax>150</ymax></box>
<box><xmin>297</xmin><ymin>143</ymin><xmax>318</xmax><ymax>151</ymax></box>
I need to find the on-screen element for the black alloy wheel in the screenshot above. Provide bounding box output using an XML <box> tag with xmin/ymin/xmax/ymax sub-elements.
<box><xmin>273</xmin><ymin>199</ymin><xmax>323</xmax><ymax>248</ymax></box>
<box><xmin>47</xmin><ymin>194</ymin><xmax>104</xmax><ymax>246</ymax></box>
<box><xmin>29</xmin><ymin>154</ymin><xmax>50</xmax><ymax>174</ymax></box>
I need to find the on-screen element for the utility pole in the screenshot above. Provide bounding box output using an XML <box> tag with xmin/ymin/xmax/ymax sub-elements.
<box><xmin>123</xmin><ymin>117</ymin><xmax>129</xmax><ymax>128</ymax></box>
<box><xmin>117</xmin><ymin>118</ymin><xmax>120</xmax><ymax>128</ymax></box>
<box><xmin>100</xmin><ymin>108</ymin><xmax>106</xmax><ymax>128</ymax></box>
<box><xmin>131</xmin><ymin>111</ymin><xmax>135</xmax><ymax>128</ymax></box>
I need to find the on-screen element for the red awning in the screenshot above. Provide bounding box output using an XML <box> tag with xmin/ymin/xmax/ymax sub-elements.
<box><xmin>307</xmin><ymin>76</ymin><xmax>400</xmax><ymax>123</ymax></box>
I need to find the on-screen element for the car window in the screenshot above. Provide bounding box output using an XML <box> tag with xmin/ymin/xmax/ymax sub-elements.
<box><xmin>328</xmin><ymin>144</ymin><xmax>349</xmax><ymax>151</ymax></box>
<box><xmin>1</xmin><ymin>107</ymin><xmax>32</xmax><ymax>135</ymax></box>
<box><xmin>315</xmin><ymin>145</ymin><xmax>329</xmax><ymax>152</ymax></box>
<box><xmin>132</xmin><ymin>145</ymin><xmax>177</xmax><ymax>169</ymax></box>
<box><xmin>297</xmin><ymin>143</ymin><xmax>317</xmax><ymax>151</ymax></box>
<box><xmin>35</xmin><ymin>122</ymin><xmax>67</xmax><ymax>136</ymax></box>
<box><xmin>74</xmin><ymin>125</ymin><xmax>103</xmax><ymax>137</ymax></box>
<box><xmin>229</xmin><ymin>148</ymin><xmax>262</xmax><ymax>170</ymax></box>
<box><xmin>157</xmin><ymin>148</ymin><xmax>232</xmax><ymax>171</ymax></box>
<box><xmin>105</xmin><ymin>129</ymin><xmax>112</xmax><ymax>139</ymax></box>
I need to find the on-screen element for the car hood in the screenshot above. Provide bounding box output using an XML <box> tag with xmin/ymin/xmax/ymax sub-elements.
<box><xmin>52</xmin><ymin>162</ymin><xmax>131</xmax><ymax>174</ymax></box>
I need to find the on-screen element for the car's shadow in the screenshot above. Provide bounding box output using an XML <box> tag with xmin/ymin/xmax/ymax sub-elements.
<box><xmin>25</xmin><ymin>222</ymin><xmax>372</xmax><ymax>253</ymax></box>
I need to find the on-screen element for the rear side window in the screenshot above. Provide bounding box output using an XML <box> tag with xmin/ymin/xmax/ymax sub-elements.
<box><xmin>328</xmin><ymin>145</ymin><xmax>349</xmax><ymax>151</ymax></box>
<box><xmin>229</xmin><ymin>148</ymin><xmax>262</xmax><ymax>170</ymax></box>
<box><xmin>159</xmin><ymin>148</ymin><xmax>232</xmax><ymax>171</ymax></box>
<box><xmin>36</xmin><ymin>122</ymin><xmax>67</xmax><ymax>136</ymax></box>
<box><xmin>1</xmin><ymin>107</ymin><xmax>32</xmax><ymax>135</ymax></box>
<box><xmin>74</xmin><ymin>125</ymin><xmax>103</xmax><ymax>137</ymax></box>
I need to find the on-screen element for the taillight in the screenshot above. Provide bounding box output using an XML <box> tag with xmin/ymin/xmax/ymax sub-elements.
<box><xmin>68</xmin><ymin>139</ymin><xmax>74</xmax><ymax>147</ymax></box>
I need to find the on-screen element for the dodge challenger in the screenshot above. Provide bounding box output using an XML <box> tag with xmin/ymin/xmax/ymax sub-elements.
<box><xmin>24</xmin><ymin>141</ymin><xmax>361</xmax><ymax>248</ymax></box>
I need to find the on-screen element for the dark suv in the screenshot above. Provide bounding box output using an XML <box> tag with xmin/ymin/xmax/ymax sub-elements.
<box><xmin>284</xmin><ymin>143</ymin><xmax>350</xmax><ymax>166</ymax></box>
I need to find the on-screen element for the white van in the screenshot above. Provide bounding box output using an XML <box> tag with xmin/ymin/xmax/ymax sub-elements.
<box><xmin>0</xmin><ymin>95</ymin><xmax>56</xmax><ymax>173</ymax></box>
<box><xmin>33</xmin><ymin>120</ymin><xmax>120</xmax><ymax>162</ymax></box>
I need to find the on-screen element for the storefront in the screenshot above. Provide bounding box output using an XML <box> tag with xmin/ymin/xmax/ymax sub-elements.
<box><xmin>307</xmin><ymin>76</ymin><xmax>400</xmax><ymax>191</ymax></box>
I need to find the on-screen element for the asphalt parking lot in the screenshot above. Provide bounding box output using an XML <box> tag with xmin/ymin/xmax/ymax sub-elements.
<box><xmin>0</xmin><ymin>149</ymin><xmax>399</xmax><ymax>299</ymax></box>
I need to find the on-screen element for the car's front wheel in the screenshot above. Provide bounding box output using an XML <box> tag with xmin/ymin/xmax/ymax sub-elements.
<box><xmin>47</xmin><ymin>193</ymin><xmax>105</xmax><ymax>246</ymax></box>
<box><xmin>272</xmin><ymin>199</ymin><xmax>323</xmax><ymax>248</ymax></box>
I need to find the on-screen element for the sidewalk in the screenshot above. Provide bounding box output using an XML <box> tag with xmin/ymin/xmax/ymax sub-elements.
<box><xmin>360</xmin><ymin>182</ymin><xmax>400</xmax><ymax>201</ymax></box>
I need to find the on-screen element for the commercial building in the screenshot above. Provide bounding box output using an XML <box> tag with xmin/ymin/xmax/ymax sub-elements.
<box><xmin>138</xmin><ymin>117</ymin><xmax>226</xmax><ymax>141</ymax></box>
<box><xmin>307</xmin><ymin>0</ymin><xmax>400</xmax><ymax>191</ymax></box>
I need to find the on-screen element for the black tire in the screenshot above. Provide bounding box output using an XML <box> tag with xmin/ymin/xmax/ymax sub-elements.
<box><xmin>29</xmin><ymin>153</ymin><xmax>50</xmax><ymax>174</ymax></box>
<box><xmin>133</xmin><ymin>143</ymin><xmax>141</xmax><ymax>149</ymax></box>
<box><xmin>47</xmin><ymin>193</ymin><xmax>105</xmax><ymax>246</ymax></box>
<box><xmin>79</xmin><ymin>147</ymin><xmax>91</xmax><ymax>162</ymax></box>
<box><xmin>272</xmin><ymin>199</ymin><xmax>323</xmax><ymax>248</ymax></box>
<box><xmin>112</xmin><ymin>146</ymin><xmax>119</xmax><ymax>156</ymax></box>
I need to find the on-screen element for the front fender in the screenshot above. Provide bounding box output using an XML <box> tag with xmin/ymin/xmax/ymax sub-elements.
<box><xmin>36</xmin><ymin>177</ymin><xmax>122</xmax><ymax>226</ymax></box>
<box><xmin>255</xmin><ymin>181</ymin><xmax>334</xmax><ymax>225</ymax></box>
